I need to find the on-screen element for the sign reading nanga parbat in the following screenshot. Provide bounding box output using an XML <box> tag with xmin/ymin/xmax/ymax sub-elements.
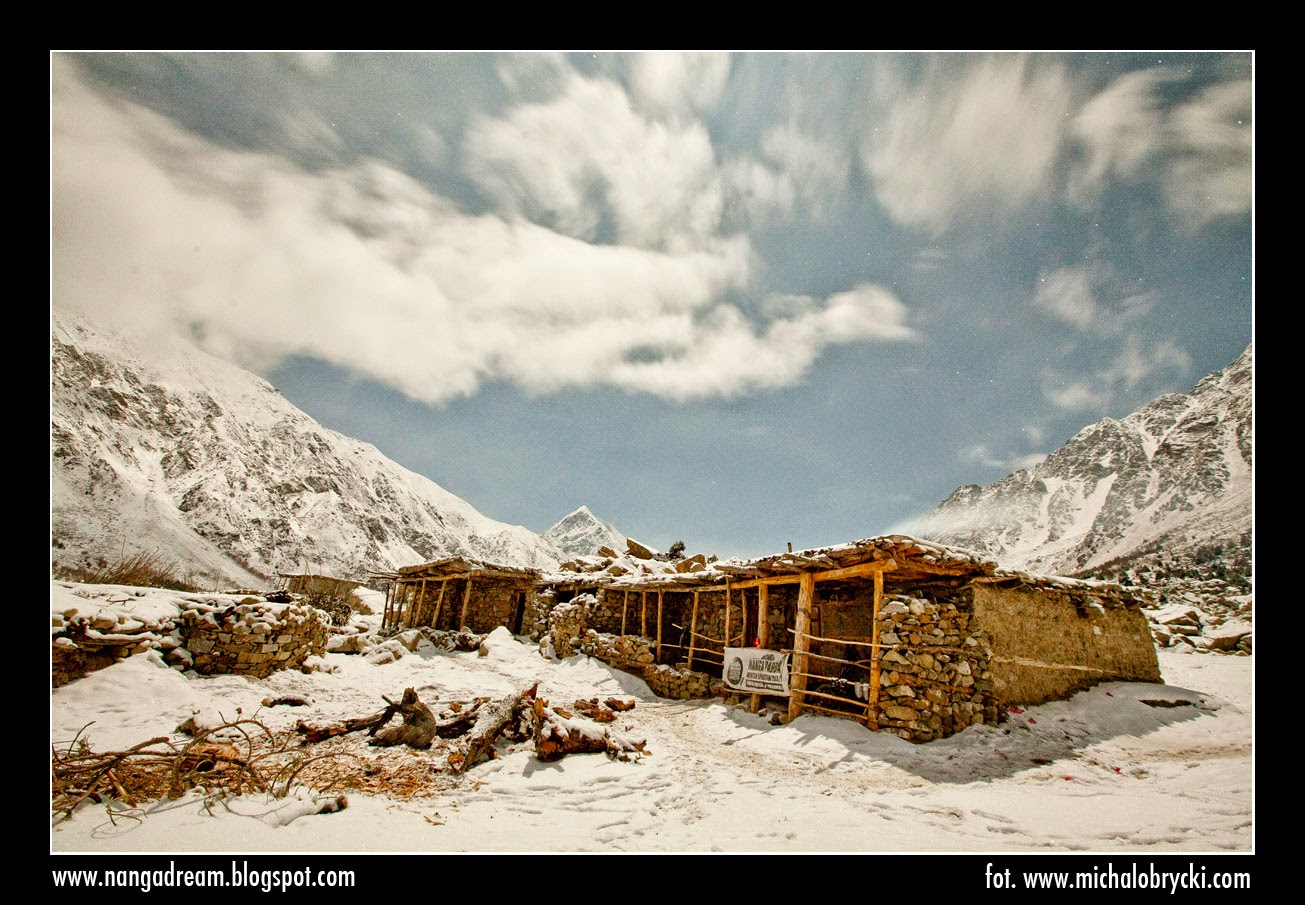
<box><xmin>723</xmin><ymin>648</ymin><xmax>791</xmax><ymax>695</ymax></box>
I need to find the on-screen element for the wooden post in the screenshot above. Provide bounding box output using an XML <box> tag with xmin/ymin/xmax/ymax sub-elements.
<box><xmin>867</xmin><ymin>568</ymin><xmax>885</xmax><ymax>728</ymax></box>
<box><xmin>740</xmin><ymin>588</ymin><xmax>748</xmax><ymax>647</ymax></box>
<box><xmin>410</xmin><ymin>577</ymin><xmax>428</xmax><ymax>629</ymax></box>
<box><xmin>641</xmin><ymin>591</ymin><xmax>647</xmax><ymax>637</ymax></box>
<box><xmin>621</xmin><ymin>590</ymin><xmax>629</xmax><ymax>636</ymax></box>
<box><xmin>688</xmin><ymin>591</ymin><xmax>700</xmax><ymax>670</ymax></box>
<box><xmin>459</xmin><ymin>577</ymin><xmax>475</xmax><ymax>630</ymax></box>
<box><xmin>724</xmin><ymin>583</ymin><xmax>733</xmax><ymax>652</ymax></box>
<box><xmin>787</xmin><ymin>572</ymin><xmax>816</xmax><ymax>722</ymax></box>
<box><xmin>393</xmin><ymin>581</ymin><xmax>407</xmax><ymax>630</ymax></box>
<box><xmin>432</xmin><ymin>579</ymin><xmax>449</xmax><ymax>630</ymax></box>
<box><xmin>382</xmin><ymin>580</ymin><xmax>394</xmax><ymax>632</ymax></box>
<box><xmin>750</xmin><ymin>584</ymin><xmax>770</xmax><ymax>713</ymax></box>
<box><xmin>656</xmin><ymin>590</ymin><xmax>664</xmax><ymax>661</ymax></box>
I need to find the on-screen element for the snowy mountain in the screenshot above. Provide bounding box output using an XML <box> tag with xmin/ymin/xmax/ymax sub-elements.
<box><xmin>542</xmin><ymin>506</ymin><xmax>628</xmax><ymax>558</ymax></box>
<box><xmin>907</xmin><ymin>346</ymin><xmax>1252</xmax><ymax>582</ymax></box>
<box><xmin>51</xmin><ymin>311</ymin><xmax>565</xmax><ymax>587</ymax></box>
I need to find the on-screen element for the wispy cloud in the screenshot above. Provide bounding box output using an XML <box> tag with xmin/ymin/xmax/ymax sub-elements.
<box><xmin>1041</xmin><ymin>336</ymin><xmax>1191</xmax><ymax>413</ymax></box>
<box><xmin>859</xmin><ymin>54</ymin><xmax>1073</xmax><ymax>233</ymax></box>
<box><xmin>960</xmin><ymin>444</ymin><xmax>1048</xmax><ymax>472</ymax></box>
<box><xmin>52</xmin><ymin>59</ymin><xmax>915</xmax><ymax>406</ymax></box>
<box><xmin>1068</xmin><ymin>68</ymin><xmax>1251</xmax><ymax>228</ymax></box>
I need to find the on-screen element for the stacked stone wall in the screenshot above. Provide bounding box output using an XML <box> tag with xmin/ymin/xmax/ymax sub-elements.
<box><xmin>178</xmin><ymin>600</ymin><xmax>329</xmax><ymax>678</ymax></box>
<box><xmin>872</xmin><ymin>592</ymin><xmax>996</xmax><ymax>742</ymax></box>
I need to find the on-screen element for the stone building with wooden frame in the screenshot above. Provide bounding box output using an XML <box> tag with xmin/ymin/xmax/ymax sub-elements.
<box><xmin>278</xmin><ymin>573</ymin><xmax>363</xmax><ymax>599</ymax></box>
<box><xmin>551</xmin><ymin>535</ymin><xmax>1161</xmax><ymax>742</ymax></box>
<box><xmin>378</xmin><ymin>557</ymin><xmax>540</xmax><ymax>636</ymax></box>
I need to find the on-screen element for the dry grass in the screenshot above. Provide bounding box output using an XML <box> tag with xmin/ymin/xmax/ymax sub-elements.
<box><xmin>57</xmin><ymin>549</ymin><xmax>201</xmax><ymax>592</ymax></box>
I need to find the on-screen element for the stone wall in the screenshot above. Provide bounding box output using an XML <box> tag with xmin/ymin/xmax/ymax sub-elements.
<box><xmin>546</xmin><ymin>597</ymin><xmax>716</xmax><ymax>699</ymax></box>
<box><xmin>177</xmin><ymin>599</ymin><xmax>329</xmax><ymax>678</ymax></box>
<box><xmin>871</xmin><ymin>592</ymin><xmax>997</xmax><ymax>742</ymax></box>
<box><xmin>970</xmin><ymin>582</ymin><xmax>1161</xmax><ymax>706</ymax></box>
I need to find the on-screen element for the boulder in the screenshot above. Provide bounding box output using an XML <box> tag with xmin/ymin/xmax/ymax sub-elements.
<box><xmin>626</xmin><ymin>538</ymin><xmax>657</xmax><ymax>560</ymax></box>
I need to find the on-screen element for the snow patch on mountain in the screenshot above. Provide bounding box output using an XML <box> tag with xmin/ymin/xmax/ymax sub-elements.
<box><xmin>51</xmin><ymin>310</ymin><xmax>564</xmax><ymax>587</ymax></box>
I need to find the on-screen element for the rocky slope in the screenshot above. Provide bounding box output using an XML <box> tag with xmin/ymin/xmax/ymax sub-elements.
<box><xmin>909</xmin><ymin>345</ymin><xmax>1252</xmax><ymax>589</ymax></box>
<box><xmin>543</xmin><ymin>506</ymin><xmax>628</xmax><ymax>558</ymax></box>
<box><xmin>51</xmin><ymin>312</ymin><xmax>565</xmax><ymax>588</ymax></box>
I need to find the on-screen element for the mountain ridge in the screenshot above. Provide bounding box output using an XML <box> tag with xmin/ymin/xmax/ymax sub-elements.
<box><xmin>907</xmin><ymin>345</ymin><xmax>1252</xmax><ymax>585</ymax></box>
<box><xmin>51</xmin><ymin>311</ymin><xmax>566</xmax><ymax>587</ymax></box>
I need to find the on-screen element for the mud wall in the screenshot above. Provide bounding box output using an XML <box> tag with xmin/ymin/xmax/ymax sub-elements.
<box><xmin>970</xmin><ymin>583</ymin><xmax>1161</xmax><ymax>706</ymax></box>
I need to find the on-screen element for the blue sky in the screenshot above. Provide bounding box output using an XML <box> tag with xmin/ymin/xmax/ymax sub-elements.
<box><xmin>51</xmin><ymin>52</ymin><xmax>1253</xmax><ymax>559</ymax></box>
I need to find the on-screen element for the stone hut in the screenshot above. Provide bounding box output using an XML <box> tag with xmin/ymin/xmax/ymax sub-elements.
<box><xmin>545</xmin><ymin>535</ymin><xmax>1161</xmax><ymax>742</ymax></box>
<box><xmin>379</xmin><ymin>557</ymin><xmax>539</xmax><ymax>635</ymax></box>
<box><xmin>279</xmin><ymin>573</ymin><xmax>363</xmax><ymax>599</ymax></box>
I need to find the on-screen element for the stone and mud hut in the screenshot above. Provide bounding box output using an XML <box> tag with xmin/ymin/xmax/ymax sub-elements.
<box><xmin>377</xmin><ymin>557</ymin><xmax>539</xmax><ymax>636</ymax></box>
<box><xmin>534</xmin><ymin>534</ymin><xmax>1160</xmax><ymax>742</ymax></box>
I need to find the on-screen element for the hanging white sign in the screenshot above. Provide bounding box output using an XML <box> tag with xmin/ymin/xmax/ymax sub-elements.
<box><xmin>723</xmin><ymin>648</ymin><xmax>791</xmax><ymax>695</ymax></box>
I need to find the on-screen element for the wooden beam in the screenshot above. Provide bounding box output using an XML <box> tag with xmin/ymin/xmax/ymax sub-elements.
<box><xmin>787</xmin><ymin>573</ymin><xmax>816</xmax><ymax>722</ymax></box>
<box><xmin>458</xmin><ymin>577</ymin><xmax>475</xmax><ymax>630</ymax></box>
<box><xmin>656</xmin><ymin>590</ymin><xmax>664</xmax><ymax>661</ymax></box>
<box><xmin>621</xmin><ymin>590</ymin><xmax>629</xmax><ymax>636</ymax></box>
<box><xmin>721</xmin><ymin>559</ymin><xmax>903</xmax><ymax>591</ymax></box>
<box><xmin>432</xmin><ymin>579</ymin><xmax>449</xmax><ymax>630</ymax></box>
<box><xmin>382</xmin><ymin>580</ymin><xmax>394</xmax><ymax>632</ymax></box>
<box><xmin>867</xmin><ymin>568</ymin><xmax>884</xmax><ymax>729</ymax></box>
<box><xmin>688</xmin><ymin>591</ymin><xmax>699</xmax><ymax>670</ymax></box>
<box><xmin>641</xmin><ymin>591</ymin><xmax>647</xmax><ymax>638</ymax></box>
<box><xmin>750</xmin><ymin>584</ymin><xmax>769</xmax><ymax>714</ymax></box>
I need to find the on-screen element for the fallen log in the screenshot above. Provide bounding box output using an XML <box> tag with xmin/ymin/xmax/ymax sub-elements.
<box><xmin>369</xmin><ymin>688</ymin><xmax>438</xmax><ymax>750</ymax></box>
<box><xmin>446</xmin><ymin>684</ymin><xmax>538</xmax><ymax>774</ymax></box>
<box><xmin>531</xmin><ymin>696</ymin><xmax>648</xmax><ymax>762</ymax></box>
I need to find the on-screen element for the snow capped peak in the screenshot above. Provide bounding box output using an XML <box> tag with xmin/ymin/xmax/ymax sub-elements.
<box><xmin>905</xmin><ymin>345</ymin><xmax>1252</xmax><ymax>580</ymax></box>
<box><xmin>543</xmin><ymin>506</ymin><xmax>628</xmax><ymax>558</ymax></box>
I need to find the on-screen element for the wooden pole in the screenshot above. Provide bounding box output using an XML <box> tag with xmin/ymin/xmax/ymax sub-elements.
<box><xmin>724</xmin><ymin>583</ymin><xmax>733</xmax><ymax>652</ymax></box>
<box><xmin>393</xmin><ymin>581</ymin><xmax>407</xmax><ymax>630</ymax></box>
<box><xmin>656</xmin><ymin>591</ymin><xmax>664</xmax><ymax>661</ymax></box>
<box><xmin>621</xmin><ymin>590</ymin><xmax>629</xmax><ymax>636</ymax></box>
<box><xmin>410</xmin><ymin>577</ymin><xmax>428</xmax><ymax>629</ymax></box>
<box><xmin>382</xmin><ymin>580</ymin><xmax>394</xmax><ymax>632</ymax></box>
<box><xmin>787</xmin><ymin>573</ymin><xmax>816</xmax><ymax>722</ymax></box>
<box><xmin>641</xmin><ymin>591</ymin><xmax>647</xmax><ymax>637</ymax></box>
<box><xmin>867</xmin><ymin>568</ymin><xmax>885</xmax><ymax>728</ymax></box>
<box><xmin>750</xmin><ymin>584</ymin><xmax>770</xmax><ymax>713</ymax></box>
<box><xmin>688</xmin><ymin>591</ymin><xmax>700</xmax><ymax>670</ymax></box>
<box><xmin>432</xmin><ymin>579</ymin><xmax>449</xmax><ymax>630</ymax></box>
<box><xmin>459</xmin><ymin>577</ymin><xmax>475</xmax><ymax>631</ymax></box>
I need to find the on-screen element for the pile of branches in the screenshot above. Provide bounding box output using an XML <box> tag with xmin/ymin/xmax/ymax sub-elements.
<box><xmin>296</xmin><ymin>686</ymin><xmax>647</xmax><ymax>772</ymax></box>
<box><xmin>52</xmin><ymin>718</ymin><xmax>351</xmax><ymax>819</ymax></box>
<box><xmin>53</xmin><ymin>687</ymin><xmax>648</xmax><ymax>816</ymax></box>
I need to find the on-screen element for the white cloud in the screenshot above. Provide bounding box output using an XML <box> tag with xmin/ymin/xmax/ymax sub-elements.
<box><xmin>1162</xmin><ymin>79</ymin><xmax>1252</xmax><ymax>228</ymax></box>
<box><xmin>52</xmin><ymin>62</ymin><xmax>914</xmax><ymax>406</ymax></box>
<box><xmin>1067</xmin><ymin>69</ymin><xmax>1168</xmax><ymax>205</ymax></box>
<box><xmin>1069</xmin><ymin>69</ymin><xmax>1251</xmax><ymax>228</ymax></box>
<box><xmin>626</xmin><ymin>52</ymin><xmax>731</xmax><ymax>119</ymax></box>
<box><xmin>859</xmin><ymin>55</ymin><xmax>1073</xmax><ymax>233</ymax></box>
<box><xmin>464</xmin><ymin>73</ymin><xmax>725</xmax><ymax>252</ymax></box>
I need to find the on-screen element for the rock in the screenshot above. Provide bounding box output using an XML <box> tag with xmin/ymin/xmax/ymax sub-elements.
<box><xmin>626</xmin><ymin>538</ymin><xmax>656</xmax><ymax>560</ymax></box>
<box><xmin>675</xmin><ymin>554</ymin><xmax>707</xmax><ymax>573</ymax></box>
<box><xmin>598</xmin><ymin>545</ymin><xmax>619</xmax><ymax>558</ymax></box>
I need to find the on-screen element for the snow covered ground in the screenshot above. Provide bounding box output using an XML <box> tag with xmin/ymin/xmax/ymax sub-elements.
<box><xmin>50</xmin><ymin>585</ymin><xmax>1253</xmax><ymax>854</ymax></box>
